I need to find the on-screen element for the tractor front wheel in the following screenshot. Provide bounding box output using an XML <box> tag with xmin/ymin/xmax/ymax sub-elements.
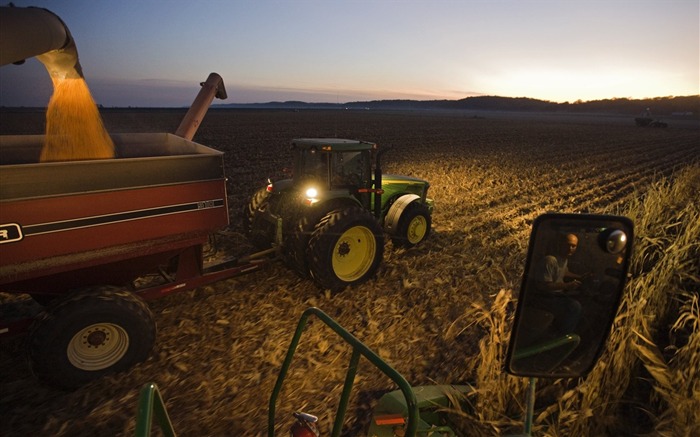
<box><xmin>307</xmin><ymin>207</ymin><xmax>384</xmax><ymax>291</ymax></box>
<box><xmin>392</xmin><ymin>201</ymin><xmax>432</xmax><ymax>248</ymax></box>
<box><xmin>28</xmin><ymin>286</ymin><xmax>156</xmax><ymax>389</ymax></box>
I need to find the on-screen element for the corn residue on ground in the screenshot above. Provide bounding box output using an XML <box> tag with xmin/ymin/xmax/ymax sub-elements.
<box><xmin>1</xmin><ymin>110</ymin><xmax>698</xmax><ymax>436</ymax></box>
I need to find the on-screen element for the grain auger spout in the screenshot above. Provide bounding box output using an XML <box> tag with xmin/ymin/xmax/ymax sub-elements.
<box><xmin>175</xmin><ymin>72</ymin><xmax>228</xmax><ymax>141</ymax></box>
<box><xmin>0</xmin><ymin>5</ymin><xmax>83</xmax><ymax>80</ymax></box>
<box><xmin>1</xmin><ymin>5</ymin><xmax>114</xmax><ymax>161</ymax></box>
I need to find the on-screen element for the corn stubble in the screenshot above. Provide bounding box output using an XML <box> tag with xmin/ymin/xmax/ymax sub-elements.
<box><xmin>451</xmin><ymin>166</ymin><xmax>700</xmax><ymax>436</ymax></box>
<box><xmin>0</xmin><ymin>110</ymin><xmax>698</xmax><ymax>436</ymax></box>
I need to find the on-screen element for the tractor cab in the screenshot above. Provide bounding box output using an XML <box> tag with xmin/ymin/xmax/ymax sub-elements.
<box><xmin>289</xmin><ymin>138</ymin><xmax>377</xmax><ymax>213</ymax></box>
<box><xmin>291</xmin><ymin>138</ymin><xmax>374</xmax><ymax>190</ymax></box>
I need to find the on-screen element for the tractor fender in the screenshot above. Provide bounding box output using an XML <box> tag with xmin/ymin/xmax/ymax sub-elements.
<box><xmin>384</xmin><ymin>194</ymin><xmax>420</xmax><ymax>235</ymax></box>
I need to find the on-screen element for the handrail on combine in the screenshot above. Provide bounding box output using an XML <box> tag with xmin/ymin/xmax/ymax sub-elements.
<box><xmin>268</xmin><ymin>307</ymin><xmax>419</xmax><ymax>437</ymax></box>
<box><xmin>135</xmin><ymin>383</ymin><xmax>176</xmax><ymax>437</ymax></box>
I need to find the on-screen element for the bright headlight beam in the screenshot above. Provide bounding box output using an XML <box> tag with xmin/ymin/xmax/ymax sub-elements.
<box><xmin>305</xmin><ymin>187</ymin><xmax>318</xmax><ymax>198</ymax></box>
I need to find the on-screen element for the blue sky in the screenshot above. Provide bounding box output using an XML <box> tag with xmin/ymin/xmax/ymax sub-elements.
<box><xmin>1</xmin><ymin>0</ymin><xmax>698</xmax><ymax>107</ymax></box>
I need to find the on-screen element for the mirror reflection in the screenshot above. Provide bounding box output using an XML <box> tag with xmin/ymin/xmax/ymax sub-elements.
<box><xmin>506</xmin><ymin>214</ymin><xmax>633</xmax><ymax>378</ymax></box>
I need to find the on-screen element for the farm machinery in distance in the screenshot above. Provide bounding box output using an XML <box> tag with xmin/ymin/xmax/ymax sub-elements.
<box><xmin>634</xmin><ymin>108</ymin><xmax>668</xmax><ymax>128</ymax></box>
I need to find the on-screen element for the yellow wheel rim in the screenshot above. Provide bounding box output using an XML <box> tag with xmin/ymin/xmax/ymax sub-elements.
<box><xmin>332</xmin><ymin>225</ymin><xmax>376</xmax><ymax>282</ymax></box>
<box><xmin>67</xmin><ymin>323</ymin><xmax>129</xmax><ymax>371</ymax></box>
<box><xmin>407</xmin><ymin>215</ymin><xmax>428</xmax><ymax>244</ymax></box>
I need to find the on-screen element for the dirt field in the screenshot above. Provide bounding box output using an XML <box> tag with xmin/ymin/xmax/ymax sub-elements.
<box><xmin>1</xmin><ymin>109</ymin><xmax>698</xmax><ymax>436</ymax></box>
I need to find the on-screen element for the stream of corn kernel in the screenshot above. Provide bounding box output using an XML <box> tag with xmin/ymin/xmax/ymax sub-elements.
<box><xmin>40</xmin><ymin>77</ymin><xmax>114</xmax><ymax>162</ymax></box>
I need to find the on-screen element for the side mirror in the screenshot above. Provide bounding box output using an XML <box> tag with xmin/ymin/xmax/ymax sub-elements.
<box><xmin>505</xmin><ymin>213</ymin><xmax>633</xmax><ymax>378</ymax></box>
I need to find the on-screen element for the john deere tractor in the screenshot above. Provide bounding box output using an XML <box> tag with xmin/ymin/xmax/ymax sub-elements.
<box><xmin>246</xmin><ymin>138</ymin><xmax>432</xmax><ymax>291</ymax></box>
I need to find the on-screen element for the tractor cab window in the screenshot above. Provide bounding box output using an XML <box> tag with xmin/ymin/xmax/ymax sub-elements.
<box><xmin>297</xmin><ymin>148</ymin><xmax>329</xmax><ymax>184</ymax></box>
<box><xmin>330</xmin><ymin>151</ymin><xmax>368</xmax><ymax>188</ymax></box>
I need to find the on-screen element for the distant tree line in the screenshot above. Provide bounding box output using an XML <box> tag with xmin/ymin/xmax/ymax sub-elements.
<box><xmin>220</xmin><ymin>95</ymin><xmax>699</xmax><ymax>118</ymax></box>
<box><xmin>348</xmin><ymin>95</ymin><xmax>700</xmax><ymax>116</ymax></box>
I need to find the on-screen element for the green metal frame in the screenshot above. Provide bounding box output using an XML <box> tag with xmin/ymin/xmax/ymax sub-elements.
<box><xmin>268</xmin><ymin>307</ymin><xmax>419</xmax><ymax>437</ymax></box>
<box><xmin>135</xmin><ymin>382</ymin><xmax>176</xmax><ymax>437</ymax></box>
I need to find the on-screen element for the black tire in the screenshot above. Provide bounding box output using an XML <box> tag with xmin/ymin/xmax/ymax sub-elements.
<box><xmin>28</xmin><ymin>286</ymin><xmax>156</xmax><ymax>389</ymax></box>
<box><xmin>283</xmin><ymin>215</ymin><xmax>313</xmax><ymax>278</ymax></box>
<box><xmin>307</xmin><ymin>207</ymin><xmax>384</xmax><ymax>291</ymax></box>
<box><xmin>391</xmin><ymin>201</ymin><xmax>432</xmax><ymax>248</ymax></box>
<box><xmin>245</xmin><ymin>186</ymin><xmax>273</xmax><ymax>248</ymax></box>
<box><xmin>283</xmin><ymin>201</ymin><xmax>358</xmax><ymax>279</ymax></box>
<box><xmin>30</xmin><ymin>293</ymin><xmax>58</xmax><ymax>307</ymax></box>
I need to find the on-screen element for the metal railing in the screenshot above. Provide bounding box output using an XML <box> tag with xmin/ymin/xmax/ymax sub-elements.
<box><xmin>134</xmin><ymin>307</ymin><xmax>418</xmax><ymax>436</ymax></box>
<box><xmin>268</xmin><ymin>307</ymin><xmax>419</xmax><ymax>437</ymax></box>
<box><xmin>135</xmin><ymin>382</ymin><xmax>176</xmax><ymax>437</ymax></box>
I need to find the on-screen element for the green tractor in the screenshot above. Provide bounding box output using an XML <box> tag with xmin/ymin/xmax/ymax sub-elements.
<box><xmin>246</xmin><ymin>138</ymin><xmax>433</xmax><ymax>291</ymax></box>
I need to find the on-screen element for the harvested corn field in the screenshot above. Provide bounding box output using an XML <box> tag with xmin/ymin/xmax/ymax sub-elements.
<box><xmin>1</xmin><ymin>109</ymin><xmax>698</xmax><ymax>436</ymax></box>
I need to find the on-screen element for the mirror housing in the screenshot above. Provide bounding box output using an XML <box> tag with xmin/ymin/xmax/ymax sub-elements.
<box><xmin>505</xmin><ymin>213</ymin><xmax>634</xmax><ymax>378</ymax></box>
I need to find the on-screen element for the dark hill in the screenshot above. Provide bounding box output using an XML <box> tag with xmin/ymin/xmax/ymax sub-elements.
<box><xmin>219</xmin><ymin>95</ymin><xmax>699</xmax><ymax>117</ymax></box>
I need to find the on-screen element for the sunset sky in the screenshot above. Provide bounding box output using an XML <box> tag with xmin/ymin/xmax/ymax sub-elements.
<box><xmin>1</xmin><ymin>0</ymin><xmax>698</xmax><ymax>107</ymax></box>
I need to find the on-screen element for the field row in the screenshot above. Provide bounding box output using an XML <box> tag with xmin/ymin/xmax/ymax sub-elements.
<box><xmin>1</xmin><ymin>110</ymin><xmax>698</xmax><ymax>436</ymax></box>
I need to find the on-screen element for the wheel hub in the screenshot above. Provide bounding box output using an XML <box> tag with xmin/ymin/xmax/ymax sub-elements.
<box><xmin>407</xmin><ymin>216</ymin><xmax>427</xmax><ymax>244</ymax></box>
<box><xmin>332</xmin><ymin>225</ymin><xmax>376</xmax><ymax>281</ymax></box>
<box><xmin>67</xmin><ymin>323</ymin><xmax>130</xmax><ymax>370</ymax></box>
<box><xmin>86</xmin><ymin>329</ymin><xmax>108</xmax><ymax>347</ymax></box>
<box><xmin>337</xmin><ymin>241</ymin><xmax>351</xmax><ymax>257</ymax></box>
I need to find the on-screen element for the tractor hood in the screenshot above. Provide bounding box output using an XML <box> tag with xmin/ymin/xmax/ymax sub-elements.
<box><xmin>381</xmin><ymin>174</ymin><xmax>432</xmax><ymax>209</ymax></box>
<box><xmin>382</xmin><ymin>174</ymin><xmax>430</xmax><ymax>185</ymax></box>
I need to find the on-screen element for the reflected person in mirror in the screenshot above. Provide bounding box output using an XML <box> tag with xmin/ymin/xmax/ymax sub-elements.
<box><xmin>534</xmin><ymin>232</ymin><xmax>590</xmax><ymax>335</ymax></box>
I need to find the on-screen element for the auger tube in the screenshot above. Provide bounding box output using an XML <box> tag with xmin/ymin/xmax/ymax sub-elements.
<box><xmin>175</xmin><ymin>72</ymin><xmax>228</xmax><ymax>140</ymax></box>
<box><xmin>0</xmin><ymin>6</ymin><xmax>83</xmax><ymax>79</ymax></box>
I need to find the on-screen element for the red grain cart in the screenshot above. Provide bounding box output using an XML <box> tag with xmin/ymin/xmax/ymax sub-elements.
<box><xmin>0</xmin><ymin>129</ymin><xmax>271</xmax><ymax>389</ymax></box>
<box><xmin>0</xmin><ymin>6</ymin><xmax>269</xmax><ymax>389</ymax></box>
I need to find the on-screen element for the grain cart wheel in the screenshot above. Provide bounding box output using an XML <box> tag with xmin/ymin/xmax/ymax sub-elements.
<box><xmin>245</xmin><ymin>186</ymin><xmax>273</xmax><ymax>248</ymax></box>
<box><xmin>386</xmin><ymin>195</ymin><xmax>432</xmax><ymax>248</ymax></box>
<box><xmin>307</xmin><ymin>207</ymin><xmax>384</xmax><ymax>291</ymax></box>
<box><xmin>28</xmin><ymin>286</ymin><xmax>156</xmax><ymax>389</ymax></box>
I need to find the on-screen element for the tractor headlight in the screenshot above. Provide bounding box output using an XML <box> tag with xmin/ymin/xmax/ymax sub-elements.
<box><xmin>305</xmin><ymin>187</ymin><xmax>318</xmax><ymax>199</ymax></box>
<box><xmin>304</xmin><ymin>187</ymin><xmax>320</xmax><ymax>205</ymax></box>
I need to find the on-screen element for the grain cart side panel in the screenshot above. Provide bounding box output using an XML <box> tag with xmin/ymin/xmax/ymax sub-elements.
<box><xmin>0</xmin><ymin>133</ymin><xmax>229</xmax><ymax>292</ymax></box>
<box><xmin>2</xmin><ymin>235</ymin><xmax>211</xmax><ymax>295</ymax></box>
<box><xmin>2</xmin><ymin>180</ymin><xmax>227</xmax><ymax>263</ymax></box>
<box><xmin>0</xmin><ymin>133</ymin><xmax>225</xmax><ymax>197</ymax></box>
<box><xmin>1</xmin><ymin>181</ymin><xmax>227</xmax><ymax>285</ymax></box>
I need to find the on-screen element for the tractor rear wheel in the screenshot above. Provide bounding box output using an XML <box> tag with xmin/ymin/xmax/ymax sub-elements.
<box><xmin>391</xmin><ymin>201</ymin><xmax>431</xmax><ymax>248</ymax></box>
<box><xmin>245</xmin><ymin>186</ymin><xmax>273</xmax><ymax>248</ymax></box>
<box><xmin>307</xmin><ymin>207</ymin><xmax>384</xmax><ymax>291</ymax></box>
<box><xmin>283</xmin><ymin>204</ymin><xmax>340</xmax><ymax>278</ymax></box>
<box><xmin>284</xmin><ymin>216</ymin><xmax>313</xmax><ymax>278</ymax></box>
<box><xmin>28</xmin><ymin>286</ymin><xmax>156</xmax><ymax>389</ymax></box>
